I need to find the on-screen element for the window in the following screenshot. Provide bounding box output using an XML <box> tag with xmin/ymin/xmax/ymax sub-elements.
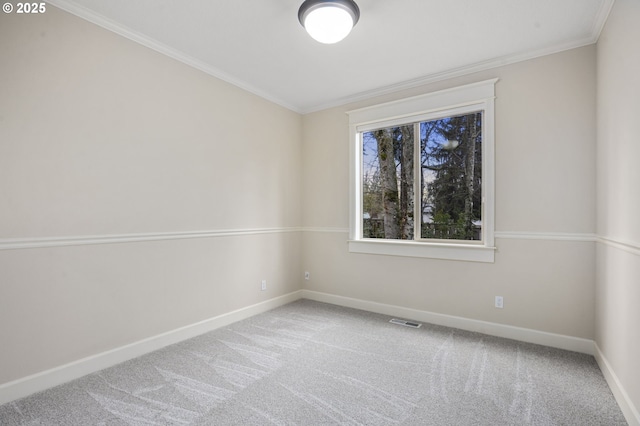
<box><xmin>348</xmin><ymin>79</ymin><xmax>497</xmax><ymax>262</ymax></box>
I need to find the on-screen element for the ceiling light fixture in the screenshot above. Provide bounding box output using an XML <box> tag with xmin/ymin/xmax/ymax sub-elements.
<box><xmin>298</xmin><ymin>0</ymin><xmax>360</xmax><ymax>44</ymax></box>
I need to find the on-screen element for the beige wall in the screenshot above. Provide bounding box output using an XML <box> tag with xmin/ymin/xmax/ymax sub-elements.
<box><xmin>302</xmin><ymin>46</ymin><xmax>597</xmax><ymax>339</ymax></box>
<box><xmin>596</xmin><ymin>0</ymin><xmax>640</xmax><ymax>417</ymax></box>
<box><xmin>2</xmin><ymin>3</ymin><xmax>636</xmax><ymax>418</ymax></box>
<box><xmin>0</xmin><ymin>8</ymin><xmax>302</xmax><ymax>384</ymax></box>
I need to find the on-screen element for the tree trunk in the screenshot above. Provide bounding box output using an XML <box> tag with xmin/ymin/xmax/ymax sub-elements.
<box><xmin>399</xmin><ymin>125</ymin><xmax>414</xmax><ymax>239</ymax></box>
<box><xmin>463</xmin><ymin>116</ymin><xmax>477</xmax><ymax>239</ymax></box>
<box><xmin>375</xmin><ymin>129</ymin><xmax>399</xmax><ymax>239</ymax></box>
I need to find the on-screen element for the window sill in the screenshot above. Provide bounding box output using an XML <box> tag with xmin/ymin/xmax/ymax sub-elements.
<box><xmin>348</xmin><ymin>239</ymin><xmax>495</xmax><ymax>263</ymax></box>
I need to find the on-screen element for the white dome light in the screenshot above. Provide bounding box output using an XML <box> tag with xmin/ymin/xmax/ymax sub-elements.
<box><xmin>298</xmin><ymin>0</ymin><xmax>360</xmax><ymax>44</ymax></box>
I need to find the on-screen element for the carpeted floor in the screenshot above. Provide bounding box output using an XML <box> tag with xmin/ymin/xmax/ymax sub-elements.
<box><xmin>0</xmin><ymin>300</ymin><xmax>627</xmax><ymax>425</ymax></box>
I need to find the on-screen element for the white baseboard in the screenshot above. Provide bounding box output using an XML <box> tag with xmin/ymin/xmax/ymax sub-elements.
<box><xmin>594</xmin><ymin>343</ymin><xmax>640</xmax><ymax>426</ymax></box>
<box><xmin>301</xmin><ymin>290</ymin><xmax>595</xmax><ymax>355</ymax></box>
<box><xmin>0</xmin><ymin>290</ymin><xmax>303</xmax><ymax>405</ymax></box>
<box><xmin>6</xmin><ymin>287</ymin><xmax>635</xmax><ymax>425</ymax></box>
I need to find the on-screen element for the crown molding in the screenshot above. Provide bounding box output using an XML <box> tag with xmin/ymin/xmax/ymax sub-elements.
<box><xmin>301</xmin><ymin>0</ymin><xmax>615</xmax><ymax>114</ymax></box>
<box><xmin>302</xmin><ymin>35</ymin><xmax>601</xmax><ymax>114</ymax></box>
<box><xmin>45</xmin><ymin>0</ymin><xmax>301</xmax><ymax>113</ymax></box>
<box><xmin>47</xmin><ymin>0</ymin><xmax>615</xmax><ymax>116</ymax></box>
<box><xmin>590</xmin><ymin>0</ymin><xmax>616</xmax><ymax>41</ymax></box>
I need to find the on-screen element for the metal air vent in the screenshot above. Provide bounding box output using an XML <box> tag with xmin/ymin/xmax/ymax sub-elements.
<box><xmin>389</xmin><ymin>318</ymin><xmax>422</xmax><ymax>328</ymax></box>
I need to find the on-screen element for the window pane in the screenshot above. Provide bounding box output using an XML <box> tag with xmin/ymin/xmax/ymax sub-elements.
<box><xmin>420</xmin><ymin>112</ymin><xmax>482</xmax><ymax>241</ymax></box>
<box><xmin>362</xmin><ymin>125</ymin><xmax>414</xmax><ymax>239</ymax></box>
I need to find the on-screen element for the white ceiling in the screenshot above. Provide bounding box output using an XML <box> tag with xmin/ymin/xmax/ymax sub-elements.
<box><xmin>48</xmin><ymin>0</ymin><xmax>614</xmax><ymax>113</ymax></box>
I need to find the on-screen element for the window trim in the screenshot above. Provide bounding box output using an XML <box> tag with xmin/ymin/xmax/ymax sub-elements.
<box><xmin>347</xmin><ymin>79</ymin><xmax>497</xmax><ymax>262</ymax></box>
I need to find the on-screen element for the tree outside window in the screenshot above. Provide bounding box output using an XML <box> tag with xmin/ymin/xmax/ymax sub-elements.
<box><xmin>362</xmin><ymin>112</ymin><xmax>483</xmax><ymax>242</ymax></box>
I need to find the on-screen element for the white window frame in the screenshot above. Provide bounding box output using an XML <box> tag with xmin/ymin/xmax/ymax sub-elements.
<box><xmin>347</xmin><ymin>79</ymin><xmax>497</xmax><ymax>263</ymax></box>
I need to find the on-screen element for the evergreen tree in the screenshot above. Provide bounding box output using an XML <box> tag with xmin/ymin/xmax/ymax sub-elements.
<box><xmin>422</xmin><ymin>112</ymin><xmax>482</xmax><ymax>240</ymax></box>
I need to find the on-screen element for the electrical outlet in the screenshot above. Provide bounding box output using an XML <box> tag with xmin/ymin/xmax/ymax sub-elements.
<box><xmin>304</xmin><ymin>271</ymin><xmax>310</xmax><ymax>280</ymax></box>
<box><xmin>495</xmin><ymin>296</ymin><xmax>504</xmax><ymax>309</ymax></box>
<box><xmin>261</xmin><ymin>280</ymin><xmax>267</xmax><ymax>291</ymax></box>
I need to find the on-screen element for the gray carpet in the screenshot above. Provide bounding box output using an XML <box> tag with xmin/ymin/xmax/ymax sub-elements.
<box><xmin>0</xmin><ymin>300</ymin><xmax>627</xmax><ymax>425</ymax></box>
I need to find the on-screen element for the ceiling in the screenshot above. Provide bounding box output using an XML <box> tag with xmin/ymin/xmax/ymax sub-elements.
<box><xmin>48</xmin><ymin>0</ymin><xmax>614</xmax><ymax>113</ymax></box>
